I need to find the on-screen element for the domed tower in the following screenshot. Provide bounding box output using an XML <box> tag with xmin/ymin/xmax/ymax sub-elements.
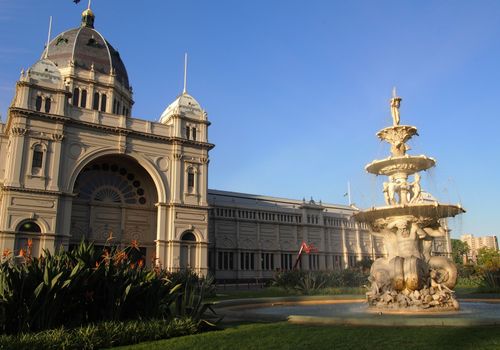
<box><xmin>0</xmin><ymin>8</ymin><xmax>214</xmax><ymax>276</ymax></box>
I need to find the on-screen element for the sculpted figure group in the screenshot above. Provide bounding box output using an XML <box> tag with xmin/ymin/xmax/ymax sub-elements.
<box><xmin>382</xmin><ymin>173</ymin><xmax>422</xmax><ymax>206</ymax></box>
<box><xmin>367</xmin><ymin>215</ymin><xmax>458</xmax><ymax>309</ymax></box>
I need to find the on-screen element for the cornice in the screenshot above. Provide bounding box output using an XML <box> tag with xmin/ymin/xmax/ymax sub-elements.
<box><xmin>1</xmin><ymin>185</ymin><xmax>63</xmax><ymax>196</ymax></box>
<box><xmin>8</xmin><ymin>108</ymin><xmax>215</xmax><ymax>150</ymax></box>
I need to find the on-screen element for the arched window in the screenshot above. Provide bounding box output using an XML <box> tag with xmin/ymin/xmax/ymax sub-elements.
<box><xmin>100</xmin><ymin>94</ymin><xmax>107</xmax><ymax>112</ymax></box>
<box><xmin>73</xmin><ymin>88</ymin><xmax>80</xmax><ymax>106</ymax></box>
<box><xmin>181</xmin><ymin>231</ymin><xmax>196</xmax><ymax>242</ymax></box>
<box><xmin>44</xmin><ymin>97</ymin><xmax>51</xmax><ymax>113</ymax></box>
<box><xmin>92</xmin><ymin>92</ymin><xmax>99</xmax><ymax>110</ymax></box>
<box><xmin>35</xmin><ymin>95</ymin><xmax>42</xmax><ymax>111</ymax></box>
<box><xmin>32</xmin><ymin>145</ymin><xmax>44</xmax><ymax>174</ymax></box>
<box><xmin>18</xmin><ymin>221</ymin><xmax>42</xmax><ymax>233</ymax></box>
<box><xmin>80</xmin><ymin>89</ymin><xmax>87</xmax><ymax>108</ymax></box>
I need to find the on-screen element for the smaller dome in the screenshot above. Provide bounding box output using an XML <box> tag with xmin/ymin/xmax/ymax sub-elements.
<box><xmin>159</xmin><ymin>92</ymin><xmax>205</xmax><ymax>124</ymax></box>
<box><xmin>27</xmin><ymin>59</ymin><xmax>62</xmax><ymax>86</ymax></box>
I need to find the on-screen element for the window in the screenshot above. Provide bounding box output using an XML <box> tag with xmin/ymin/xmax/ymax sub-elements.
<box><xmin>240</xmin><ymin>252</ymin><xmax>255</xmax><ymax>270</ymax></box>
<box><xmin>31</xmin><ymin>144</ymin><xmax>44</xmax><ymax>176</ymax></box>
<box><xmin>192</xmin><ymin>127</ymin><xmax>197</xmax><ymax>140</ymax></box>
<box><xmin>18</xmin><ymin>221</ymin><xmax>41</xmax><ymax>233</ymax></box>
<box><xmin>309</xmin><ymin>254</ymin><xmax>320</xmax><ymax>270</ymax></box>
<box><xmin>281</xmin><ymin>253</ymin><xmax>293</xmax><ymax>270</ymax></box>
<box><xmin>261</xmin><ymin>253</ymin><xmax>274</xmax><ymax>270</ymax></box>
<box><xmin>93</xmin><ymin>92</ymin><xmax>99</xmax><ymax>110</ymax></box>
<box><xmin>35</xmin><ymin>96</ymin><xmax>42</xmax><ymax>111</ymax></box>
<box><xmin>217</xmin><ymin>251</ymin><xmax>234</xmax><ymax>270</ymax></box>
<box><xmin>80</xmin><ymin>89</ymin><xmax>87</xmax><ymax>108</ymax></box>
<box><xmin>187</xmin><ymin>169</ymin><xmax>195</xmax><ymax>190</ymax></box>
<box><xmin>73</xmin><ymin>88</ymin><xmax>80</xmax><ymax>106</ymax></box>
<box><xmin>186</xmin><ymin>126</ymin><xmax>190</xmax><ymax>139</ymax></box>
<box><xmin>100</xmin><ymin>94</ymin><xmax>107</xmax><ymax>112</ymax></box>
<box><xmin>44</xmin><ymin>97</ymin><xmax>51</xmax><ymax>113</ymax></box>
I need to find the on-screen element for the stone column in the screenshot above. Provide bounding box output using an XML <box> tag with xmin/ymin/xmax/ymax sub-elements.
<box><xmin>5</xmin><ymin>126</ymin><xmax>27</xmax><ymax>187</ymax></box>
<box><xmin>48</xmin><ymin>133</ymin><xmax>64</xmax><ymax>191</ymax></box>
<box><xmin>155</xmin><ymin>203</ymin><xmax>168</xmax><ymax>266</ymax></box>
<box><xmin>355</xmin><ymin>226</ymin><xmax>362</xmax><ymax>261</ymax></box>
<box><xmin>171</xmin><ymin>149</ymin><xmax>182</xmax><ymax>204</ymax></box>
<box><xmin>341</xmin><ymin>226</ymin><xmax>348</xmax><ymax>269</ymax></box>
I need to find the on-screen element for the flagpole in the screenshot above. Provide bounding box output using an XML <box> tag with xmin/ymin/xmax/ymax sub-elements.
<box><xmin>45</xmin><ymin>16</ymin><xmax>52</xmax><ymax>59</ymax></box>
<box><xmin>348</xmin><ymin>181</ymin><xmax>352</xmax><ymax>206</ymax></box>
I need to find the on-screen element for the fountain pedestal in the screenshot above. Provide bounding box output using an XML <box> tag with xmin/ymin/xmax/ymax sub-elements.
<box><xmin>353</xmin><ymin>91</ymin><xmax>465</xmax><ymax>311</ymax></box>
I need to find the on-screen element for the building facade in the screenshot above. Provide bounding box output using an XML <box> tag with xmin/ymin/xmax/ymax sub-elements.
<box><xmin>461</xmin><ymin>234</ymin><xmax>499</xmax><ymax>262</ymax></box>
<box><xmin>0</xmin><ymin>10</ymin><xmax>452</xmax><ymax>280</ymax></box>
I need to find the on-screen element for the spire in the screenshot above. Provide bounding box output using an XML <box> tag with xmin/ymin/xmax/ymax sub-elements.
<box><xmin>44</xmin><ymin>16</ymin><xmax>53</xmax><ymax>59</ymax></box>
<box><xmin>81</xmin><ymin>0</ymin><xmax>95</xmax><ymax>28</ymax></box>
<box><xmin>183</xmin><ymin>53</ymin><xmax>188</xmax><ymax>94</ymax></box>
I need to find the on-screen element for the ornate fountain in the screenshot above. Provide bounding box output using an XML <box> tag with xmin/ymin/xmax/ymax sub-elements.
<box><xmin>353</xmin><ymin>90</ymin><xmax>465</xmax><ymax>311</ymax></box>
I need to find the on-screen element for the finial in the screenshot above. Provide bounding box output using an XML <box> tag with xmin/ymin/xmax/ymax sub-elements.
<box><xmin>44</xmin><ymin>16</ymin><xmax>53</xmax><ymax>59</ymax></box>
<box><xmin>389</xmin><ymin>87</ymin><xmax>402</xmax><ymax>126</ymax></box>
<box><xmin>81</xmin><ymin>0</ymin><xmax>95</xmax><ymax>28</ymax></box>
<box><xmin>183</xmin><ymin>53</ymin><xmax>188</xmax><ymax>94</ymax></box>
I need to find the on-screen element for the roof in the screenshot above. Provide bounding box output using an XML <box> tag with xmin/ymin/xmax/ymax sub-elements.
<box><xmin>41</xmin><ymin>13</ymin><xmax>129</xmax><ymax>89</ymax></box>
<box><xmin>159</xmin><ymin>92</ymin><xmax>205</xmax><ymax>123</ymax></box>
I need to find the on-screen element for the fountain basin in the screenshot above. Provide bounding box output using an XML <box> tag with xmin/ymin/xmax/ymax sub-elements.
<box><xmin>365</xmin><ymin>155</ymin><xmax>435</xmax><ymax>176</ymax></box>
<box><xmin>352</xmin><ymin>203</ymin><xmax>465</xmax><ymax>225</ymax></box>
<box><xmin>217</xmin><ymin>298</ymin><xmax>500</xmax><ymax>327</ymax></box>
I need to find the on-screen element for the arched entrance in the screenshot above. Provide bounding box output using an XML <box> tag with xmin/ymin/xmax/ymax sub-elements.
<box><xmin>180</xmin><ymin>231</ymin><xmax>197</xmax><ymax>270</ymax></box>
<box><xmin>14</xmin><ymin>220</ymin><xmax>42</xmax><ymax>257</ymax></box>
<box><xmin>70</xmin><ymin>155</ymin><xmax>158</xmax><ymax>261</ymax></box>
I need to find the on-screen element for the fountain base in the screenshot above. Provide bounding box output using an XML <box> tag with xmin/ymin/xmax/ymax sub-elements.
<box><xmin>367</xmin><ymin>285</ymin><xmax>459</xmax><ymax>311</ymax></box>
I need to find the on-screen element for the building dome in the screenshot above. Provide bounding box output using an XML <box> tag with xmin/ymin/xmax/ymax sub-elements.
<box><xmin>42</xmin><ymin>10</ymin><xmax>129</xmax><ymax>89</ymax></box>
<box><xmin>159</xmin><ymin>92</ymin><xmax>205</xmax><ymax>124</ymax></box>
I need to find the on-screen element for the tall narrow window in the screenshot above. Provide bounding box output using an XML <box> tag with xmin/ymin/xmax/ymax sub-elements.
<box><xmin>192</xmin><ymin>127</ymin><xmax>197</xmax><ymax>140</ymax></box>
<box><xmin>187</xmin><ymin>169</ymin><xmax>195</xmax><ymax>192</ymax></box>
<box><xmin>44</xmin><ymin>97</ymin><xmax>51</xmax><ymax>113</ymax></box>
<box><xmin>80</xmin><ymin>89</ymin><xmax>87</xmax><ymax>108</ymax></box>
<box><xmin>32</xmin><ymin>145</ymin><xmax>43</xmax><ymax>175</ymax></box>
<box><xmin>100</xmin><ymin>94</ymin><xmax>107</xmax><ymax>112</ymax></box>
<box><xmin>92</xmin><ymin>92</ymin><xmax>99</xmax><ymax>110</ymax></box>
<box><xmin>73</xmin><ymin>88</ymin><xmax>79</xmax><ymax>106</ymax></box>
<box><xmin>186</xmin><ymin>126</ymin><xmax>190</xmax><ymax>139</ymax></box>
<box><xmin>35</xmin><ymin>96</ymin><xmax>42</xmax><ymax>111</ymax></box>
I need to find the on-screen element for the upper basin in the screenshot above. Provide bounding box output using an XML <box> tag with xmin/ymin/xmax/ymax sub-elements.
<box><xmin>365</xmin><ymin>155</ymin><xmax>436</xmax><ymax>176</ymax></box>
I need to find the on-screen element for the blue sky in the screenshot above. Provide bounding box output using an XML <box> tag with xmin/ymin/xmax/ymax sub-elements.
<box><xmin>0</xmin><ymin>0</ymin><xmax>499</xmax><ymax>241</ymax></box>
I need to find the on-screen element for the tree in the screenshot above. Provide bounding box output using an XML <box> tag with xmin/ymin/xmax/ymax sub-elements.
<box><xmin>451</xmin><ymin>239</ymin><xmax>469</xmax><ymax>264</ymax></box>
<box><xmin>477</xmin><ymin>247</ymin><xmax>500</xmax><ymax>270</ymax></box>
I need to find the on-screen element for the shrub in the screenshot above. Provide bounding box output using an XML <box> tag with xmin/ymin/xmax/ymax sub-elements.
<box><xmin>0</xmin><ymin>318</ymin><xmax>199</xmax><ymax>350</ymax></box>
<box><xmin>0</xmin><ymin>241</ymin><xmax>217</xmax><ymax>334</ymax></box>
<box><xmin>272</xmin><ymin>269</ymin><xmax>369</xmax><ymax>294</ymax></box>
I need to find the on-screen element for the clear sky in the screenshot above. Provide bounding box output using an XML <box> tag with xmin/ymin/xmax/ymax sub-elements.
<box><xmin>0</xmin><ymin>0</ymin><xmax>499</xmax><ymax>242</ymax></box>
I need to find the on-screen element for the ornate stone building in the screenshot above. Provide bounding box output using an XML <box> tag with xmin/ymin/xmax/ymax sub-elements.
<box><xmin>0</xmin><ymin>9</ymin><xmax>451</xmax><ymax>280</ymax></box>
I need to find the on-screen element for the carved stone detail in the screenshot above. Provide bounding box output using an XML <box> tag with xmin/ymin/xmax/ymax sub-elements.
<box><xmin>51</xmin><ymin>133</ymin><xmax>64</xmax><ymax>142</ymax></box>
<box><xmin>11</xmin><ymin>127</ymin><xmax>27</xmax><ymax>136</ymax></box>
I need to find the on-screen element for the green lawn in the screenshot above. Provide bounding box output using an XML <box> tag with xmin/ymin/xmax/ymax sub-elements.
<box><xmin>211</xmin><ymin>286</ymin><xmax>365</xmax><ymax>301</ymax></box>
<box><xmin>115</xmin><ymin>322</ymin><xmax>500</xmax><ymax>350</ymax></box>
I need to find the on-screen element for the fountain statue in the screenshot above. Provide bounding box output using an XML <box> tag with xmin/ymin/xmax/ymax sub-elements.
<box><xmin>353</xmin><ymin>90</ymin><xmax>465</xmax><ymax>311</ymax></box>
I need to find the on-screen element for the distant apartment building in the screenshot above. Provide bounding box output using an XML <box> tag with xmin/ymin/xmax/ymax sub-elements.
<box><xmin>460</xmin><ymin>234</ymin><xmax>499</xmax><ymax>262</ymax></box>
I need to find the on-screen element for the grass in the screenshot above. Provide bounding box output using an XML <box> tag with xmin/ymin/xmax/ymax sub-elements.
<box><xmin>211</xmin><ymin>286</ymin><xmax>365</xmax><ymax>301</ymax></box>
<box><xmin>114</xmin><ymin>322</ymin><xmax>500</xmax><ymax>350</ymax></box>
